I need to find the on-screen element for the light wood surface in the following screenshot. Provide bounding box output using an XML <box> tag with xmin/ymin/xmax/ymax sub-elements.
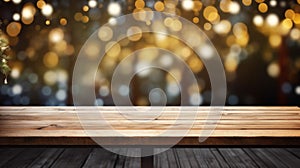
<box><xmin>0</xmin><ymin>106</ymin><xmax>299</xmax><ymax>145</ymax></box>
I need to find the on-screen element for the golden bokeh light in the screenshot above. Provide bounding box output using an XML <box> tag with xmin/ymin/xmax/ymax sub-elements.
<box><xmin>269</xmin><ymin>34</ymin><xmax>282</xmax><ymax>48</ymax></box>
<box><xmin>285</xmin><ymin>9</ymin><xmax>295</xmax><ymax>20</ymax></box>
<box><xmin>242</xmin><ymin>0</ymin><xmax>252</xmax><ymax>6</ymax></box>
<box><xmin>135</xmin><ymin>0</ymin><xmax>145</xmax><ymax>9</ymax></box>
<box><xmin>127</xmin><ymin>26</ymin><xmax>143</xmax><ymax>41</ymax></box>
<box><xmin>60</xmin><ymin>18</ymin><xmax>68</xmax><ymax>26</ymax></box>
<box><xmin>192</xmin><ymin>17</ymin><xmax>199</xmax><ymax>24</ymax></box>
<box><xmin>154</xmin><ymin>1</ymin><xmax>164</xmax><ymax>11</ymax></box>
<box><xmin>82</xmin><ymin>5</ymin><xmax>89</xmax><ymax>12</ymax></box>
<box><xmin>37</xmin><ymin>0</ymin><xmax>45</xmax><ymax>9</ymax></box>
<box><xmin>43</xmin><ymin>52</ymin><xmax>59</xmax><ymax>68</ymax></box>
<box><xmin>213</xmin><ymin>20</ymin><xmax>232</xmax><ymax>35</ymax></box>
<box><xmin>6</xmin><ymin>22</ymin><xmax>22</xmax><ymax>37</ymax></box>
<box><xmin>98</xmin><ymin>26</ymin><xmax>113</xmax><ymax>42</ymax></box>
<box><xmin>49</xmin><ymin>28</ymin><xmax>64</xmax><ymax>43</ymax></box>
<box><xmin>258</xmin><ymin>3</ymin><xmax>268</xmax><ymax>13</ymax></box>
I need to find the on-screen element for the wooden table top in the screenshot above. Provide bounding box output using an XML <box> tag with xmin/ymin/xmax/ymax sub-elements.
<box><xmin>0</xmin><ymin>106</ymin><xmax>300</xmax><ymax>146</ymax></box>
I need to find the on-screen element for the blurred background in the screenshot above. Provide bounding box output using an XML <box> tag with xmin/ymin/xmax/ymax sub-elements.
<box><xmin>0</xmin><ymin>0</ymin><xmax>300</xmax><ymax>106</ymax></box>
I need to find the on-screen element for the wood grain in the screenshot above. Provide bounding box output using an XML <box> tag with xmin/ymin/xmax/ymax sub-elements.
<box><xmin>0</xmin><ymin>106</ymin><xmax>299</xmax><ymax>146</ymax></box>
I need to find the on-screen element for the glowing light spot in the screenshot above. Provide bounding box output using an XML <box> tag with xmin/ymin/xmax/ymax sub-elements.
<box><xmin>98</xmin><ymin>26</ymin><xmax>113</xmax><ymax>41</ymax></box>
<box><xmin>258</xmin><ymin>3</ymin><xmax>268</xmax><ymax>13</ymax></box>
<box><xmin>43</xmin><ymin>52</ymin><xmax>59</xmax><ymax>68</ymax></box>
<box><xmin>182</xmin><ymin>0</ymin><xmax>194</xmax><ymax>11</ymax></box>
<box><xmin>49</xmin><ymin>28</ymin><xmax>64</xmax><ymax>43</ymax></box>
<box><xmin>253</xmin><ymin>15</ymin><xmax>264</xmax><ymax>26</ymax></box>
<box><xmin>204</xmin><ymin>22</ymin><xmax>212</xmax><ymax>31</ymax></box>
<box><xmin>154</xmin><ymin>1</ymin><xmax>164</xmax><ymax>11</ymax></box>
<box><xmin>99</xmin><ymin>86</ymin><xmax>110</xmax><ymax>97</ymax></box>
<box><xmin>242</xmin><ymin>0</ymin><xmax>252</xmax><ymax>6</ymax></box>
<box><xmin>10</xmin><ymin>68</ymin><xmax>20</xmax><ymax>79</ymax></box>
<box><xmin>13</xmin><ymin>13</ymin><xmax>20</xmax><ymax>21</ymax></box>
<box><xmin>269</xmin><ymin>34</ymin><xmax>281</xmax><ymax>48</ymax></box>
<box><xmin>37</xmin><ymin>0</ymin><xmax>46</xmax><ymax>9</ymax></box>
<box><xmin>82</xmin><ymin>5</ymin><xmax>89</xmax><ymax>12</ymax></box>
<box><xmin>170</xmin><ymin>19</ymin><xmax>182</xmax><ymax>32</ymax></box>
<box><xmin>45</xmin><ymin>20</ymin><xmax>50</xmax><ymax>25</ymax></box>
<box><xmin>266</xmin><ymin>14</ymin><xmax>279</xmax><ymax>27</ymax></box>
<box><xmin>270</xmin><ymin>0</ymin><xmax>277</xmax><ymax>7</ymax></box>
<box><xmin>135</xmin><ymin>0</ymin><xmax>145</xmax><ymax>9</ymax></box>
<box><xmin>267</xmin><ymin>62</ymin><xmax>280</xmax><ymax>78</ymax></box>
<box><xmin>108</xmin><ymin>2</ymin><xmax>121</xmax><ymax>16</ymax></box>
<box><xmin>167</xmin><ymin>82</ymin><xmax>180</xmax><ymax>96</ymax></box>
<box><xmin>6</xmin><ymin>22</ymin><xmax>22</xmax><ymax>37</ymax></box>
<box><xmin>41</xmin><ymin>4</ymin><xmax>53</xmax><ymax>17</ymax></box>
<box><xmin>295</xmin><ymin>86</ymin><xmax>300</xmax><ymax>95</ymax></box>
<box><xmin>12</xmin><ymin>84</ymin><xmax>22</xmax><ymax>95</ymax></box>
<box><xmin>290</xmin><ymin>28</ymin><xmax>300</xmax><ymax>40</ymax></box>
<box><xmin>60</xmin><ymin>18</ymin><xmax>67</xmax><ymax>26</ymax></box>
<box><xmin>118</xmin><ymin>85</ymin><xmax>129</xmax><ymax>96</ymax></box>
<box><xmin>281</xmin><ymin>19</ymin><xmax>293</xmax><ymax>30</ymax></box>
<box><xmin>190</xmin><ymin>93</ymin><xmax>203</xmax><ymax>105</ymax></box>
<box><xmin>193</xmin><ymin>17</ymin><xmax>199</xmax><ymax>24</ymax></box>
<box><xmin>229</xmin><ymin>1</ymin><xmax>240</xmax><ymax>14</ymax></box>
<box><xmin>285</xmin><ymin>9</ymin><xmax>295</xmax><ymax>20</ymax></box>
<box><xmin>12</xmin><ymin>0</ymin><xmax>21</xmax><ymax>4</ymax></box>
<box><xmin>56</xmin><ymin>90</ymin><xmax>67</xmax><ymax>101</ymax></box>
<box><xmin>198</xmin><ymin>44</ymin><xmax>214</xmax><ymax>59</ymax></box>
<box><xmin>213</xmin><ymin>20</ymin><xmax>232</xmax><ymax>35</ymax></box>
<box><xmin>127</xmin><ymin>26</ymin><xmax>143</xmax><ymax>41</ymax></box>
<box><xmin>88</xmin><ymin>0</ymin><xmax>97</xmax><ymax>8</ymax></box>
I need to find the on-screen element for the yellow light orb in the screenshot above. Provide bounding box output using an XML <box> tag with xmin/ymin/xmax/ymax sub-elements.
<box><xmin>242</xmin><ymin>0</ymin><xmax>252</xmax><ymax>6</ymax></box>
<box><xmin>269</xmin><ymin>34</ymin><xmax>282</xmax><ymax>48</ymax></box>
<box><xmin>49</xmin><ymin>28</ymin><xmax>64</xmax><ymax>43</ymax></box>
<box><xmin>98</xmin><ymin>26</ymin><xmax>113</xmax><ymax>41</ymax></box>
<box><xmin>290</xmin><ymin>28</ymin><xmax>300</xmax><ymax>40</ymax></box>
<box><xmin>267</xmin><ymin>62</ymin><xmax>280</xmax><ymax>78</ymax></box>
<box><xmin>258</xmin><ymin>3</ymin><xmax>268</xmax><ymax>13</ymax></box>
<box><xmin>154</xmin><ymin>1</ymin><xmax>164</xmax><ymax>11</ymax></box>
<box><xmin>193</xmin><ymin>17</ymin><xmax>199</xmax><ymax>24</ymax></box>
<box><xmin>204</xmin><ymin>22</ymin><xmax>212</xmax><ymax>31</ymax></box>
<box><xmin>60</xmin><ymin>18</ymin><xmax>67</xmax><ymax>26</ymax></box>
<box><xmin>127</xmin><ymin>26</ymin><xmax>143</xmax><ymax>41</ymax></box>
<box><xmin>82</xmin><ymin>5</ymin><xmax>89</xmax><ymax>12</ymax></box>
<box><xmin>285</xmin><ymin>9</ymin><xmax>295</xmax><ymax>20</ymax></box>
<box><xmin>135</xmin><ymin>0</ymin><xmax>145</xmax><ymax>9</ymax></box>
<box><xmin>43</xmin><ymin>52</ymin><xmax>59</xmax><ymax>68</ymax></box>
<box><xmin>6</xmin><ymin>22</ymin><xmax>22</xmax><ymax>37</ymax></box>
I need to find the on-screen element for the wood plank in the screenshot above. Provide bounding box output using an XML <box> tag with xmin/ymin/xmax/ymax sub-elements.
<box><xmin>50</xmin><ymin>148</ymin><xmax>92</xmax><ymax>168</ymax></box>
<box><xmin>242</xmin><ymin>148</ymin><xmax>269</xmax><ymax>167</ymax></box>
<box><xmin>266</xmin><ymin>148</ymin><xmax>300</xmax><ymax>167</ymax></box>
<box><xmin>209</xmin><ymin>148</ymin><xmax>230</xmax><ymax>168</ymax></box>
<box><xmin>192</xmin><ymin>148</ymin><xmax>221</xmax><ymax>168</ymax></box>
<box><xmin>218</xmin><ymin>148</ymin><xmax>258</xmax><ymax>167</ymax></box>
<box><xmin>2</xmin><ymin>148</ymin><xmax>45</xmax><ymax>168</ymax></box>
<box><xmin>26</xmin><ymin>148</ymin><xmax>64</xmax><ymax>168</ymax></box>
<box><xmin>0</xmin><ymin>148</ymin><xmax>25</xmax><ymax>167</ymax></box>
<box><xmin>248</xmin><ymin>148</ymin><xmax>287</xmax><ymax>168</ymax></box>
<box><xmin>82</xmin><ymin>148</ymin><xmax>118</xmax><ymax>168</ymax></box>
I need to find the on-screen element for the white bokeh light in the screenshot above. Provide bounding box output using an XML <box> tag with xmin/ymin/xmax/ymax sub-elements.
<box><xmin>253</xmin><ymin>15</ymin><xmax>264</xmax><ymax>26</ymax></box>
<box><xmin>108</xmin><ymin>2</ymin><xmax>121</xmax><ymax>16</ymax></box>
<box><xmin>181</xmin><ymin>0</ymin><xmax>194</xmax><ymax>11</ymax></box>
<box><xmin>266</xmin><ymin>14</ymin><xmax>279</xmax><ymax>27</ymax></box>
<box><xmin>41</xmin><ymin>4</ymin><xmax>53</xmax><ymax>17</ymax></box>
<box><xmin>88</xmin><ymin>0</ymin><xmax>97</xmax><ymax>8</ymax></box>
